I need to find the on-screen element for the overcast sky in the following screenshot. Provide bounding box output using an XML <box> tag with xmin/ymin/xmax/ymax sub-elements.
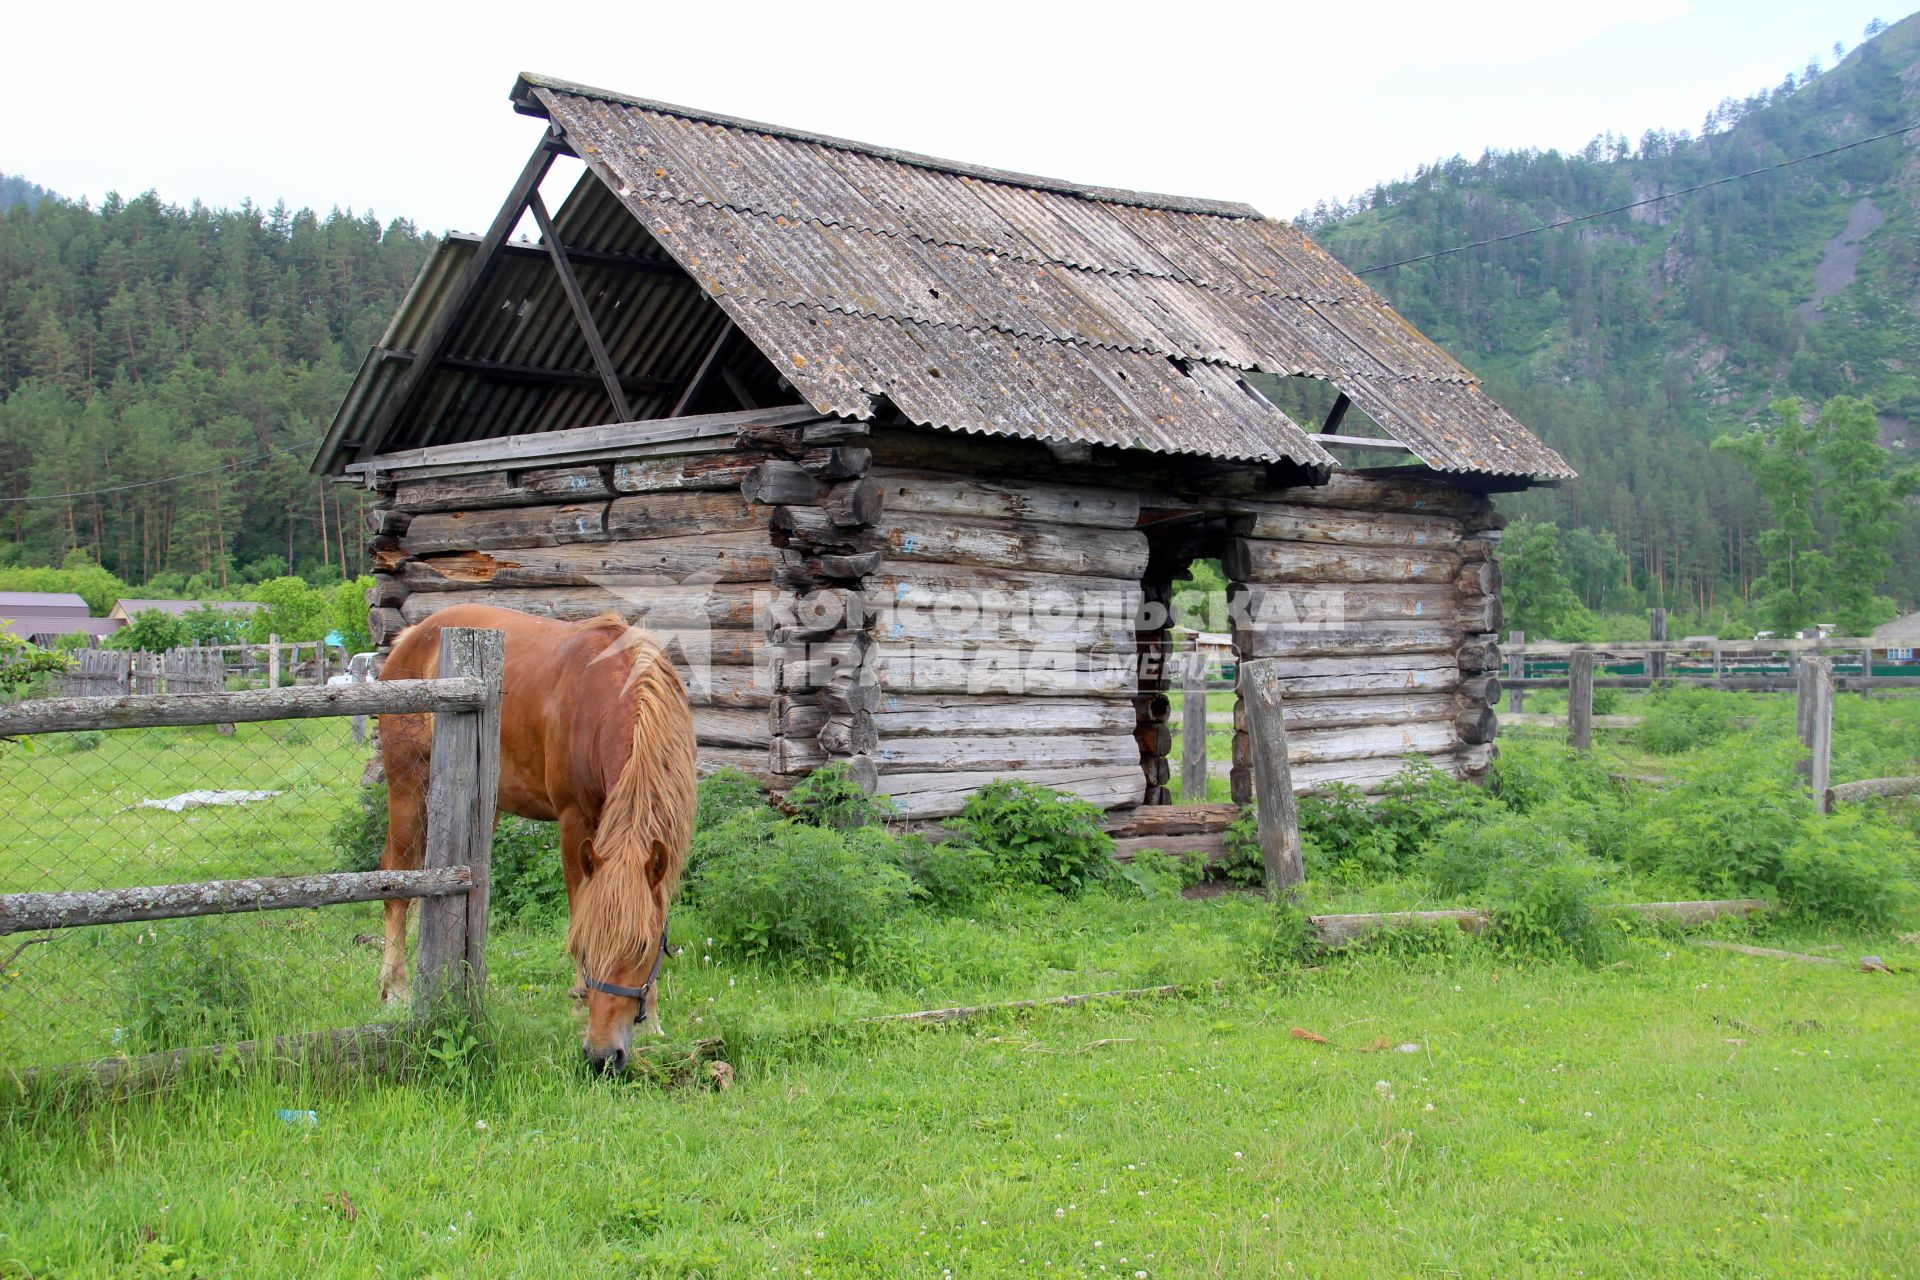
<box><xmin>3</xmin><ymin>0</ymin><xmax>1899</xmax><ymax>234</ymax></box>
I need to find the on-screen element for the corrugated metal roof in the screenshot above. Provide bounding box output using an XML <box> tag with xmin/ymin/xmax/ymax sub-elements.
<box><xmin>515</xmin><ymin>75</ymin><xmax>1570</xmax><ymax>480</ymax></box>
<box><xmin>318</xmin><ymin>78</ymin><xmax>1571</xmax><ymax>480</ymax></box>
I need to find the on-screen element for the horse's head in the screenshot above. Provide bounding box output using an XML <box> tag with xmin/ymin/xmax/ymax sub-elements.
<box><xmin>577</xmin><ymin>931</ymin><xmax>667</xmax><ymax>1075</ymax></box>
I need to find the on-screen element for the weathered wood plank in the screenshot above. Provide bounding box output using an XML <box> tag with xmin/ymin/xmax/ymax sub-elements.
<box><xmin>875</xmin><ymin>514</ymin><xmax>1149</xmax><ymax>579</ymax></box>
<box><xmin>399</xmin><ymin>584</ymin><xmax>803</xmax><ymax>629</ymax></box>
<box><xmin>1225</xmin><ymin>538</ymin><xmax>1461</xmax><ymax>585</ymax></box>
<box><xmin>866</xmin><ymin>647</ymin><xmax>1137</xmax><ymax>696</ymax></box>
<box><xmin>869</xmin><ymin>694</ymin><xmax>1135</xmax><ymax>738</ymax></box>
<box><xmin>873</xmin><ymin>732</ymin><xmax>1140</xmax><ymax>773</ymax></box>
<box><xmin>1235</xmin><ymin>502</ymin><xmax>1463</xmax><ymax>549</ymax></box>
<box><xmin>606</xmin><ymin>491</ymin><xmax>764</xmax><ymax>539</ymax></box>
<box><xmin>1270</xmin><ymin>473</ymin><xmax>1489</xmax><ymax>517</ymax></box>
<box><xmin>1181</xmin><ymin>643</ymin><xmax>1208</xmax><ymax>802</ymax></box>
<box><xmin>879</xmin><ymin>764</ymin><xmax>1143</xmax><ymax>819</ymax></box>
<box><xmin>1236</xmin><ymin>621</ymin><xmax>1463</xmax><ymax>660</ymax></box>
<box><xmin>1105</xmin><ymin>804</ymin><xmax>1239</xmax><ymax>838</ymax></box>
<box><xmin>0</xmin><ymin>678</ymin><xmax>484</xmax><ymax>737</ymax></box>
<box><xmin>352</xmin><ymin>405</ymin><xmax>820</xmax><ymax>479</ymax></box>
<box><xmin>0</xmin><ymin>868</ymin><xmax>471</xmax><ymax>935</ymax></box>
<box><xmin>402</xmin><ymin>502</ymin><xmax>609</xmax><ymax>553</ymax></box>
<box><xmin>400</xmin><ymin>532</ymin><xmax>785</xmax><ymax>590</ymax></box>
<box><xmin>417</xmin><ymin>628</ymin><xmax>502</xmax><ymax>1016</ymax></box>
<box><xmin>1568</xmin><ymin>649</ymin><xmax>1595</xmax><ymax>751</ymax></box>
<box><xmin>869</xmin><ymin>467</ymin><xmax>1143</xmax><ymax>529</ymax></box>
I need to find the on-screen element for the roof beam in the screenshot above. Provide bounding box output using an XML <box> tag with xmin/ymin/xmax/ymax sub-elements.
<box><xmin>381</xmin><ymin>350</ymin><xmax>677</xmax><ymax>395</ymax></box>
<box><xmin>527</xmin><ymin>191</ymin><xmax>633</xmax><ymax>422</ymax></box>
<box><xmin>457</xmin><ymin>236</ymin><xmax>686</xmax><ymax>276</ymax></box>
<box><xmin>353</xmin><ymin>129</ymin><xmax>562</xmax><ymax>462</ymax></box>
<box><xmin>1320</xmin><ymin>392</ymin><xmax>1352</xmax><ymax>434</ymax></box>
<box><xmin>667</xmin><ymin>320</ymin><xmax>736</xmax><ymax>418</ymax></box>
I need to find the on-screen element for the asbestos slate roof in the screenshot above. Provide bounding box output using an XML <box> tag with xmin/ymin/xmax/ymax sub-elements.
<box><xmin>511</xmin><ymin>74</ymin><xmax>1572</xmax><ymax>479</ymax></box>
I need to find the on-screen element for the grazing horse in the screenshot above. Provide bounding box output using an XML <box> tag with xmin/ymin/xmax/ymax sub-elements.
<box><xmin>376</xmin><ymin>604</ymin><xmax>696</xmax><ymax>1073</ymax></box>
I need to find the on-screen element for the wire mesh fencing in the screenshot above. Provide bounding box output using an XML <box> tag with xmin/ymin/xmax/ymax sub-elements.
<box><xmin>0</xmin><ymin>715</ymin><xmax>396</xmax><ymax>1072</ymax></box>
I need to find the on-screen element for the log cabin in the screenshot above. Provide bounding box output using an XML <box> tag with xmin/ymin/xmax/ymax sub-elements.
<box><xmin>313</xmin><ymin>73</ymin><xmax>1574</xmax><ymax>825</ymax></box>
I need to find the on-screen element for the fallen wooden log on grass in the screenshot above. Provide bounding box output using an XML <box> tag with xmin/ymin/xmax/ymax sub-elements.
<box><xmin>1310</xmin><ymin>898</ymin><xmax>1771</xmax><ymax>948</ymax></box>
<box><xmin>1686</xmin><ymin>939</ymin><xmax>1845</xmax><ymax>966</ymax></box>
<box><xmin>1826</xmin><ymin>775</ymin><xmax>1920</xmax><ymax>807</ymax></box>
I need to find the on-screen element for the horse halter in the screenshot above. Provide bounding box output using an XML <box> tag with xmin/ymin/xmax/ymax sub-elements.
<box><xmin>578</xmin><ymin>916</ymin><xmax>670</xmax><ymax>1024</ymax></box>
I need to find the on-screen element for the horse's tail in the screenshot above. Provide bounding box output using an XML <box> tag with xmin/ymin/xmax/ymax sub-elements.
<box><xmin>567</xmin><ymin>626</ymin><xmax>697</xmax><ymax>978</ymax></box>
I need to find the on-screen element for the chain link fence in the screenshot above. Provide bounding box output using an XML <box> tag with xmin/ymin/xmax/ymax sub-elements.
<box><xmin>0</xmin><ymin>712</ymin><xmax>394</xmax><ymax>1072</ymax></box>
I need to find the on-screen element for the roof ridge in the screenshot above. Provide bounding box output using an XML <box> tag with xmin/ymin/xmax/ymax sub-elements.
<box><xmin>514</xmin><ymin>73</ymin><xmax>1266</xmax><ymax>221</ymax></box>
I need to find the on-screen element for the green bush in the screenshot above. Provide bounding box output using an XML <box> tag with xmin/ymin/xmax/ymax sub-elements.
<box><xmin>1221</xmin><ymin>806</ymin><xmax>1264</xmax><ymax>887</ymax></box>
<box><xmin>59</xmin><ymin>730</ymin><xmax>104</xmax><ymax>753</ymax></box>
<box><xmin>327</xmin><ymin>783</ymin><xmax>563</xmax><ymax>920</ymax></box>
<box><xmin>1777</xmin><ymin>809</ymin><xmax>1920</xmax><ymax>927</ymax></box>
<box><xmin>1483</xmin><ymin>843</ymin><xmax>1612</xmax><ymax>960</ymax></box>
<box><xmin>1298</xmin><ymin>783</ymin><xmax>1398</xmax><ymax>882</ymax></box>
<box><xmin>685</xmin><ymin>804</ymin><xmax>783</xmax><ymax>892</ymax></box>
<box><xmin>884</xmin><ymin>830</ymin><xmax>992</xmax><ymax>909</ymax></box>
<box><xmin>1489</xmin><ymin>739</ymin><xmax>1619</xmax><ymax>814</ymax></box>
<box><xmin>786</xmin><ymin>762</ymin><xmax>893</xmax><ymax>829</ymax></box>
<box><xmin>696</xmin><ymin>767</ymin><xmax>768</xmax><ymax>830</ymax></box>
<box><xmin>124</xmin><ymin>921</ymin><xmax>259</xmax><ymax>1050</ymax></box>
<box><xmin>329</xmin><ymin>783</ymin><xmax>388</xmax><ymax>874</ymax></box>
<box><xmin>1638</xmin><ymin>685</ymin><xmax>1745</xmax><ymax>754</ymax></box>
<box><xmin>1119</xmin><ymin>847</ymin><xmax>1208</xmax><ymax>898</ymax></box>
<box><xmin>951</xmin><ymin>780</ymin><xmax>1114</xmax><ymax>893</ymax></box>
<box><xmin>1423</xmin><ymin>810</ymin><xmax>1586</xmax><ymax>898</ymax></box>
<box><xmin>490</xmin><ymin>817</ymin><xmax>567</xmax><ymax>921</ymax></box>
<box><xmin>1621</xmin><ymin>739</ymin><xmax>1807</xmax><ymax>895</ymax></box>
<box><xmin>689</xmin><ymin>820</ymin><xmax>913</xmax><ymax>969</ymax></box>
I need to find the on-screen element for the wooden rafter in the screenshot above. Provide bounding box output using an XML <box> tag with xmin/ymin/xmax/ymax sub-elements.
<box><xmin>668</xmin><ymin>320</ymin><xmax>736</xmax><ymax>418</ymax></box>
<box><xmin>381</xmin><ymin>350</ymin><xmax>676</xmax><ymax>395</ymax></box>
<box><xmin>528</xmin><ymin>190</ymin><xmax>634</xmax><ymax>422</ymax></box>
<box><xmin>1321</xmin><ymin>392</ymin><xmax>1352</xmax><ymax>435</ymax></box>
<box><xmin>353</xmin><ymin>128</ymin><xmax>562</xmax><ymax>462</ymax></box>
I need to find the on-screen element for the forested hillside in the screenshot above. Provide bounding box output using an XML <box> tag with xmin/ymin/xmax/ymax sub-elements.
<box><xmin>1309</xmin><ymin>14</ymin><xmax>1920</xmax><ymax>618</ymax></box>
<box><xmin>0</xmin><ymin>191</ymin><xmax>429</xmax><ymax>591</ymax></box>
<box><xmin>0</xmin><ymin>173</ymin><xmax>53</xmax><ymax>212</ymax></box>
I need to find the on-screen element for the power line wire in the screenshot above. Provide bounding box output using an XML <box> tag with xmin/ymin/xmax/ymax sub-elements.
<box><xmin>0</xmin><ymin>438</ymin><xmax>320</xmax><ymax>504</ymax></box>
<box><xmin>1353</xmin><ymin>121</ymin><xmax>1920</xmax><ymax>275</ymax></box>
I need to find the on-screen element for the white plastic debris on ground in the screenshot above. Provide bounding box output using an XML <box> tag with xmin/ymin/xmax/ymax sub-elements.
<box><xmin>135</xmin><ymin>789</ymin><xmax>283</xmax><ymax>812</ymax></box>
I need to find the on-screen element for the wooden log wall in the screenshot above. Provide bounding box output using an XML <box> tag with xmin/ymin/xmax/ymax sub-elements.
<box><xmin>861</xmin><ymin>457</ymin><xmax>1151</xmax><ymax>820</ymax></box>
<box><xmin>1222</xmin><ymin>478</ymin><xmax>1503</xmax><ymax>794</ymax></box>
<box><xmin>361</xmin><ymin>425</ymin><xmax>854</xmax><ymax>784</ymax></box>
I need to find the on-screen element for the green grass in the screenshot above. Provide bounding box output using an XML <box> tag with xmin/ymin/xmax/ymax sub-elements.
<box><xmin>2</xmin><ymin>921</ymin><xmax>1915</xmax><ymax>1278</ymax></box>
<box><xmin>0</xmin><ymin>721</ymin><xmax>383</xmax><ymax>1066</ymax></box>
<box><xmin>4</xmin><ymin>706</ymin><xmax>1919</xmax><ymax>1276</ymax></box>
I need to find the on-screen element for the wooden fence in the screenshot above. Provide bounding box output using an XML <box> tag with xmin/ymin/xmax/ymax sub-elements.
<box><xmin>56</xmin><ymin>636</ymin><xmax>346</xmax><ymax>700</ymax></box>
<box><xmin>0</xmin><ymin>627</ymin><xmax>504</xmax><ymax>1077</ymax></box>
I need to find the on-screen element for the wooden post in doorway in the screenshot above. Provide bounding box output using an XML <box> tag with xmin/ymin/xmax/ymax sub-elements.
<box><xmin>1181</xmin><ymin>634</ymin><xmax>1208</xmax><ymax>802</ymax></box>
<box><xmin>1506</xmin><ymin>630</ymin><xmax>1525</xmax><ymax>713</ymax></box>
<box><xmin>1648</xmin><ymin>609</ymin><xmax>1668</xmax><ymax>680</ymax></box>
<box><xmin>1239</xmin><ymin>658</ymin><xmax>1303</xmax><ymax>897</ymax></box>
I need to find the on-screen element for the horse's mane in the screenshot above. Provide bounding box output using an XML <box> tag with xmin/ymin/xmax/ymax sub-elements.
<box><xmin>566</xmin><ymin>615</ymin><xmax>696</xmax><ymax>979</ymax></box>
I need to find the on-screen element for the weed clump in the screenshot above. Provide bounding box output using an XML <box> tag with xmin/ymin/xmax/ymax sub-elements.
<box><xmin>950</xmin><ymin>779</ymin><xmax>1114</xmax><ymax>893</ymax></box>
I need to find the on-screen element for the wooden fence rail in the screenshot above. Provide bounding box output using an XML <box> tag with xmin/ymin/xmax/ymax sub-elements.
<box><xmin>0</xmin><ymin>627</ymin><xmax>503</xmax><ymax>1040</ymax></box>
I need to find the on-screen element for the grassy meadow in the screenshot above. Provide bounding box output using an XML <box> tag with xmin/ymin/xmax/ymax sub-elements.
<box><xmin>1</xmin><ymin>688</ymin><xmax>1917</xmax><ymax>1277</ymax></box>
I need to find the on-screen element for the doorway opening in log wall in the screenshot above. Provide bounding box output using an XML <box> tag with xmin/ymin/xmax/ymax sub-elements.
<box><xmin>1137</xmin><ymin>508</ymin><xmax>1235</xmax><ymax>805</ymax></box>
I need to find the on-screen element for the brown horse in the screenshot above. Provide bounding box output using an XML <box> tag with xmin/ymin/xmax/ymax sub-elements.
<box><xmin>376</xmin><ymin>604</ymin><xmax>696</xmax><ymax>1073</ymax></box>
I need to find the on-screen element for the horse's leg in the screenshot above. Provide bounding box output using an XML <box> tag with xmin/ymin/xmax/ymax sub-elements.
<box><xmin>377</xmin><ymin>721</ymin><xmax>429</xmax><ymax>1004</ymax></box>
<box><xmin>559</xmin><ymin>808</ymin><xmax>592</xmax><ymax>1000</ymax></box>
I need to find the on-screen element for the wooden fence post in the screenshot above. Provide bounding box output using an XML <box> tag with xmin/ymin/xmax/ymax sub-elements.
<box><xmin>416</xmin><ymin>627</ymin><xmax>505</xmax><ymax>1017</ymax></box>
<box><xmin>1649</xmin><ymin>609</ymin><xmax>1668</xmax><ymax>680</ymax></box>
<box><xmin>1181</xmin><ymin>636</ymin><xmax>1208</xmax><ymax>803</ymax></box>
<box><xmin>1860</xmin><ymin>646</ymin><xmax>1874</xmax><ymax>698</ymax></box>
<box><xmin>267</xmin><ymin>635</ymin><xmax>280</xmax><ymax>689</ymax></box>
<box><xmin>1240</xmin><ymin>657</ymin><xmax>1303</xmax><ymax>897</ymax></box>
<box><xmin>1507</xmin><ymin>630</ymin><xmax>1525</xmax><ymax>713</ymax></box>
<box><xmin>1809</xmin><ymin>657</ymin><xmax>1833</xmax><ymax>813</ymax></box>
<box><xmin>1568</xmin><ymin>649</ymin><xmax>1595</xmax><ymax>752</ymax></box>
